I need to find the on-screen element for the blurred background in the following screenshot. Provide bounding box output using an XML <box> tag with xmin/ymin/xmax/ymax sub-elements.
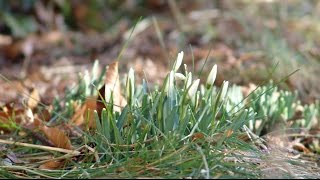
<box><xmin>0</xmin><ymin>0</ymin><xmax>319</xmax><ymax>104</ymax></box>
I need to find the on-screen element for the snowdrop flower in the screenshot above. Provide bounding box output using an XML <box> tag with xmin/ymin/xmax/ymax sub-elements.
<box><xmin>184</xmin><ymin>64</ymin><xmax>188</xmax><ymax>75</ymax></box>
<box><xmin>221</xmin><ymin>81</ymin><xmax>229</xmax><ymax>101</ymax></box>
<box><xmin>186</xmin><ymin>72</ymin><xmax>192</xmax><ymax>88</ymax></box>
<box><xmin>83</xmin><ymin>70</ymin><xmax>91</xmax><ymax>96</ymax></box>
<box><xmin>174</xmin><ymin>73</ymin><xmax>186</xmax><ymax>81</ymax></box>
<box><xmin>188</xmin><ymin>79</ymin><xmax>200</xmax><ymax>100</ymax></box>
<box><xmin>126</xmin><ymin>68</ymin><xmax>135</xmax><ymax>101</ymax></box>
<box><xmin>173</xmin><ymin>51</ymin><xmax>184</xmax><ymax>72</ymax></box>
<box><xmin>195</xmin><ymin>90</ymin><xmax>200</xmax><ymax>107</ymax></box>
<box><xmin>164</xmin><ymin>71</ymin><xmax>175</xmax><ymax>94</ymax></box>
<box><xmin>206</xmin><ymin>64</ymin><xmax>217</xmax><ymax>87</ymax></box>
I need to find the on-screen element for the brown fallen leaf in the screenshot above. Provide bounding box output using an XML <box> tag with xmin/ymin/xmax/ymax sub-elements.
<box><xmin>27</xmin><ymin>88</ymin><xmax>40</xmax><ymax>109</ymax></box>
<box><xmin>39</xmin><ymin>159</ymin><xmax>64</xmax><ymax>170</ymax></box>
<box><xmin>191</xmin><ymin>132</ymin><xmax>205</xmax><ymax>141</ymax></box>
<box><xmin>0</xmin><ymin>111</ymin><xmax>10</xmax><ymax>124</ymax></box>
<box><xmin>225</xmin><ymin>129</ymin><xmax>233</xmax><ymax>138</ymax></box>
<box><xmin>97</xmin><ymin>61</ymin><xmax>127</xmax><ymax>115</ymax></box>
<box><xmin>71</xmin><ymin>62</ymin><xmax>127</xmax><ymax>129</ymax></box>
<box><xmin>84</xmin><ymin>97</ymin><xmax>97</xmax><ymax>129</ymax></box>
<box><xmin>71</xmin><ymin>97</ymin><xmax>97</xmax><ymax>129</ymax></box>
<box><xmin>40</xmin><ymin>126</ymin><xmax>73</xmax><ymax>150</ymax></box>
<box><xmin>0</xmin><ymin>39</ymin><xmax>23</xmax><ymax>61</ymax></box>
<box><xmin>70</xmin><ymin>101</ymin><xmax>84</xmax><ymax>126</ymax></box>
<box><xmin>292</xmin><ymin>142</ymin><xmax>311</xmax><ymax>154</ymax></box>
<box><xmin>36</xmin><ymin>108</ymin><xmax>52</xmax><ymax>122</ymax></box>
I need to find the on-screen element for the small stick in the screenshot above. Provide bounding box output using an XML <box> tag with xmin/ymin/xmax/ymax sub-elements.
<box><xmin>0</xmin><ymin>139</ymin><xmax>80</xmax><ymax>155</ymax></box>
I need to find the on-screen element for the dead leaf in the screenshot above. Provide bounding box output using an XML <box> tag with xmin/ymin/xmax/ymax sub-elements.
<box><xmin>83</xmin><ymin>97</ymin><xmax>97</xmax><ymax>129</ymax></box>
<box><xmin>39</xmin><ymin>160</ymin><xmax>64</xmax><ymax>170</ymax></box>
<box><xmin>71</xmin><ymin>97</ymin><xmax>96</xmax><ymax>129</ymax></box>
<box><xmin>292</xmin><ymin>142</ymin><xmax>311</xmax><ymax>154</ymax></box>
<box><xmin>225</xmin><ymin>129</ymin><xmax>233</xmax><ymax>138</ymax></box>
<box><xmin>24</xmin><ymin>108</ymin><xmax>34</xmax><ymax>124</ymax></box>
<box><xmin>70</xmin><ymin>101</ymin><xmax>84</xmax><ymax>126</ymax></box>
<box><xmin>97</xmin><ymin>61</ymin><xmax>127</xmax><ymax>115</ymax></box>
<box><xmin>0</xmin><ymin>35</ymin><xmax>35</xmax><ymax>61</ymax></box>
<box><xmin>23</xmin><ymin>117</ymin><xmax>43</xmax><ymax>132</ymax></box>
<box><xmin>70</xmin><ymin>62</ymin><xmax>132</xmax><ymax>129</ymax></box>
<box><xmin>96</xmin><ymin>86</ymin><xmax>106</xmax><ymax>117</ymax></box>
<box><xmin>0</xmin><ymin>39</ymin><xmax>23</xmax><ymax>61</ymax></box>
<box><xmin>36</xmin><ymin>108</ymin><xmax>51</xmax><ymax>122</ymax></box>
<box><xmin>0</xmin><ymin>111</ymin><xmax>10</xmax><ymax>123</ymax></box>
<box><xmin>27</xmin><ymin>88</ymin><xmax>40</xmax><ymax>109</ymax></box>
<box><xmin>191</xmin><ymin>132</ymin><xmax>205</xmax><ymax>141</ymax></box>
<box><xmin>40</xmin><ymin>126</ymin><xmax>73</xmax><ymax>150</ymax></box>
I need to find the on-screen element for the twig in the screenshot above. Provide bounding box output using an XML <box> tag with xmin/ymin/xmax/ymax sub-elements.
<box><xmin>0</xmin><ymin>139</ymin><xmax>80</xmax><ymax>155</ymax></box>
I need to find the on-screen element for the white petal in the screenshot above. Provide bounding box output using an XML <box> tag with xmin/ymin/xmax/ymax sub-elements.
<box><xmin>188</xmin><ymin>79</ymin><xmax>200</xmax><ymax>99</ymax></box>
<box><xmin>186</xmin><ymin>72</ymin><xmax>192</xmax><ymax>88</ymax></box>
<box><xmin>175</xmin><ymin>73</ymin><xmax>186</xmax><ymax>80</ymax></box>
<box><xmin>168</xmin><ymin>71</ymin><xmax>175</xmax><ymax>91</ymax></box>
<box><xmin>164</xmin><ymin>71</ymin><xmax>175</xmax><ymax>93</ymax></box>
<box><xmin>221</xmin><ymin>81</ymin><xmax>229</xmax><ymax>100</ymax></box>
<box><xmin>206</xmin><ymin>64</ymin><xmax>217</xmax><ymax>86</ymax></box>
<box><xmin>128</xmin><ymin>68</ymin><xmax>135</xmax><ymax>83</ymax></box>
<box><xmin>184</xmin><ymin>64</ymin><xmax>188</xmax><ymax>75</ymax></box>
<box><xmin>126</xmin><ymin>68</ymin><xmax>135</xmax><ymax>99</ymax></box>
<box><xmin>173</xmin><ymin>51</ymin><xmax>184</xmax><ymax>71</ymax></box>
<box><xmin>105</xmin><ymin>86</ymin><xmax>112</xmax><ymax>102</ymax></box>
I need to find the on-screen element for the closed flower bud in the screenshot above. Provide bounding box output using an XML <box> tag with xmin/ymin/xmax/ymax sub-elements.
<box><xmin>206</xmin><ymin>64</ymin><xmax>217</xmax><ymax>87</ymax></box>
<box><xmin>126</xmin><ymin>68</ymin><xmax>135</xmax><ymax>102</ymax></box>
<box><xmin>186</xmin><ymin>72</ymin><xmax>192</xmax><ymax>88</ymax></box>
<box><xmin>221</xmin><ymin>81</ymin><xmax>229</xmax><ymax>101</ymax></box>
<box><xmin>188</xmin><ymin>79</ymin><xmax>200</xmax><ymax>100</ymax></box>
<box><xmin>175</xmin><ymin>73</ymin><xmax>186</xmax><ymax>81</ymax></box>
<box><xmin>173</xmin><ymin>51</ymin><xmax>184</xmax><ymax>72</ymax></box>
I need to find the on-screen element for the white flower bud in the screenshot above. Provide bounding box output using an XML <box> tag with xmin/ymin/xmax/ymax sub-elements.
<box><xmin>126</xmin><ymin>68</ymin><xmax>135</xmax><ymax>101</ymax></box>
<box><xmin>206</xmin><ymin>64</ymin><xmax>217</xmax><ymax>87</ymax></box>
<box><xmin>164</xmin><ymin>71</ymin><xmax>175</xmax><ymax>94</ymax></box>
<box><xmin>174</xmin><ymin>73</ymin><xmax>186</xmax><ymax>81</ymax></box>
<box><xmin>188</xmin><ymin>79</ymin><xmax>200</xmax><ymax>100</ymax></box>
<box><xmin>221</xmin><ymin>81</ymin><xmax>229</xmax><ymax>101</ymax></box>
<box><xmin>184</xmin><ymin>64</ymin><xmax>188</xmax><ymax>75</ymax></box>
<box><xmin>168</xmin><ymin>71</ymin><xmax>175</xmax><ymax>95</ymax></box>
<box><xmin>186</xmin><ymin>72</ymin><xmax>192</xmax><ymax>88</ymax></box>
<box><xmin>173</xmin><ymin>51</ymin><xmax>184</xmax><ymax>72</ymax></box>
